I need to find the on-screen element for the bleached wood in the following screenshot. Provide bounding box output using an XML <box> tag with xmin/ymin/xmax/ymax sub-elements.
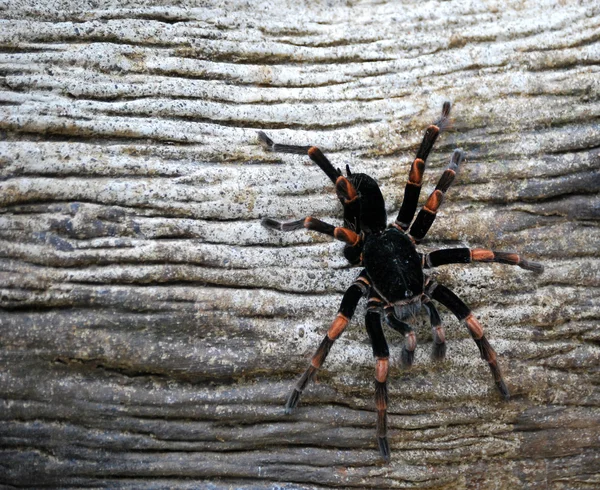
<box><xmin>1</xmin><ymin>1</ymin><xmax>599</xmax><ymax>488</ymax></box>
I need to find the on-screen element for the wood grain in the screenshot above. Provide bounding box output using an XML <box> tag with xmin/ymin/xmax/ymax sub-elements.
<box><xmin>1</xmin><ymin>1</ymin><xmax>599</xmax><ymax>488</ymax></box>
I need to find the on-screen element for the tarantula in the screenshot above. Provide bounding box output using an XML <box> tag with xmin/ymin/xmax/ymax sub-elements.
<box><xmin>258</xmin><ymin>102</ymin><xmax>543</xmax><ymax>462</ymax></box>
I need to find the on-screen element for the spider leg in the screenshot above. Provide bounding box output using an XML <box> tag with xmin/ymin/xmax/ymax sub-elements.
<box><xmin>394</xmin><ymin>102</ymin><xmax>451</xmax><ymax>231</ymax></box>
<box><xmin>422</xmin><ymin>299</ymin><xmax>446</xmax><ymax>360</ymax></box>
<box><xmin>384</xmin><ymin>305</ymin><xmax>416</xmax><ymax>367</ymax></box>
<box><xmin>257</xmin><ymin>131</ymin><xmax>358</xmax><ymax>204</ymax></box>
<box><xmin>422</xmin><ymin>247</ymin><xmax>543</xmax><ymax>273</ymax></box>
<box><xmin>262</xmin><ymin>216</ymin><xmax>361</xmax><ymax>246</ymax></box>
<box><xmin>258</xmin><ymin>131</ymin><xmax>339</xmax><ymax>182</ymax></box>
<box><xmin>409</xmin><ymin>149</ymin><xmax>465</xmax><ymax>241</ymax></box>
<box><xmin>258</xmin><ymin>130</ymin><xmax>362</xmax><ymax>245</ymax></box>
<box><xmin>428</xmin><ymin>282</ymin><xmax>510</xmax><ymax>399</ymax></box>
<box><xmin>285</xmin><ymin>271</ymin><xmax>369</xmax><ymax>413</ymax></box>
<box><xmin>366</xmin><ymin>296</ymin><xmax>391</xmax><ymax>462</ymax></box>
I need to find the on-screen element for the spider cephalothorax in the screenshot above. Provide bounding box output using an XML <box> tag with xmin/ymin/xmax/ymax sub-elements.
<box><xmin>258</xmin><ymin>102</ymin><xmax>543</xmax><ymax>462</ymax></box>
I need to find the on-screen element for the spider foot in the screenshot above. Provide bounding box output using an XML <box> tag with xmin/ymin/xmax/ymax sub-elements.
<box><xmin>431</xmin><ymin>341</ymin><xmax>447</xmax><ymax>361</ymax></box>
<box><xmin>435</xmin><ymin>101</ymin><xmax>453</xmax><ymax>131</ymax></box>
<box><xmin>257</xmin><ymin>130</ymin><xmax>274</xmax><ymax>148</ymax></box>
<box><xmin>378</xmin><ymin>436</ymin><xmax>391</xmax><ymax>463</ymax></box>
<box><xmin>519</xmin><ymin>259</ymin><xmax>544</xmax><ymax>273</ymax></box>
<box><xmin>262</xmin><ymin>217</ymin><xmax>283</xmax><ymax>230</ymax></box>
<box><xmin>433</xmin><ymin>149</ymin><xmax>465</xmax><ymax>194</ymax></box>
<box><xmin>262</xmin><ymin>217</ymin><xmax>305</xmax><ymax>231</ymax></box>
<box><xmin>475</xmin><ymin>335</ymin><xmax>511</xmax><ymax>400</ymax></box>
<box><xmin>496</xmin><ymin>379</ymin><xmax>510</xmax><ymax>400</ymax></box>
<box><xmin>401</xmin><ymin>346</ymin><xmax>415</xmax><ymax>367</ymax></box>
<box><xmin>257</xmin><ymin>130</ymin><xmax>312</xmax><ymax>155</ymax></box>
<box><xmin>285</xmin><ymin>366</ymin><xmax>318</xmax><ymax>414</ymax></box>
<box><xmin>489</xmin><ymin>365</ymin><xmax>510</xmax><ymax>400</ymax></box>
<box><xmin>401</xmin><ymin>331</ymin><xmax>416</xmax><ymax>367</ymax></box>
<box><xmin>284</xmin><ymin>389</ymin><xmax>301</xmax><ymax>414</ymax></box>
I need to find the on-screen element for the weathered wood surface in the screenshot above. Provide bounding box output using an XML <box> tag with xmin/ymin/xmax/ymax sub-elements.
<box><xmin>1</xmin><ymin>1</ymin><xmax>599</xmax><ymax>488</ymax></box>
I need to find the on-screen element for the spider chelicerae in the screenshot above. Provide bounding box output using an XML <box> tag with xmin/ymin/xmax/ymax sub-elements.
<box><xmin>258</xmin><ymin>102</ymin><xmax>543</xmax><ymax>462</ymax></box>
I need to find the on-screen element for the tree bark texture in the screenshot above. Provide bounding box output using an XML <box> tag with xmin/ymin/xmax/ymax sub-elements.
<box><xmin>1</xmin><ymin>1</ymin><xmax>599</xmax><ymax>488</ymax></box>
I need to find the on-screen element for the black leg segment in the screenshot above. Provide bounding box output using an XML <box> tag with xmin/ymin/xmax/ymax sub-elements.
<box><xmin>423</xmin><ymin>300</ymin><xmax>446</xmax><ymax>360</ymax></box>
<box><xmin>395</xmin><ymin>102</ymin><xmax>452</xmax><ymax>231</ymax></box>
<box><xmin>262</xmin><ymin>216</ymin><xmax>361</xmax><ymax>246</ymax></box>
<box><xmin>258</xmin><ymin>131</ymin><xmax>361</xmax><ymax>232</ymax></box>
<box><xmin>258</xmin><ymin>131</ymin><xmax>341</xmax><ymax>183</ymax></box>
<box><xmin>366</xmin><ymin>303</ymin><xmax>391</xmax><ymax>462</ymax></box>
<box><xmin>285</xmin><ymin>271</ymin><xmax>369</xmax><ymax>414</ymax></box>
<box><xmin>423</xmin><ymin>247</ymin><xmax>543</xmax><ymax>273</ymax></box>
<box><xmin>409</xmin><ymin>149</ymin><xmax>464</xmax><ymax>241</ymax></box>
<box><xmin>430</xmin><ymin>283</ymin><xmax>509</xmax><ymax>399</ymax></box>
<box><xmin>384</xmin><ymin>306</ymin><xmax>416</xmax><ymax>367</ymax></box>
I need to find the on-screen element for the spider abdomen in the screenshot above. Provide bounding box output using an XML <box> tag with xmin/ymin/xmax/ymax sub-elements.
<box><xmin>363</xmin><ymin>228</ymin><xmax>423</xmax><ymax>304</ymax></box>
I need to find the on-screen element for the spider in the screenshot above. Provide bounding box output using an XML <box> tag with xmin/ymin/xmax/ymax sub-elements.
<box><xmin>258</xmin><ymin>102</ymin><xmax>543</xmax><ymax>462</ymax></box>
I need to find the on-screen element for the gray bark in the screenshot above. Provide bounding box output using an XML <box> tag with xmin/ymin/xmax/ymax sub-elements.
<box><xmin>1</xmin><ymin>0</ymin><xmax>599</xmax><ymax>488</ymax></box>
